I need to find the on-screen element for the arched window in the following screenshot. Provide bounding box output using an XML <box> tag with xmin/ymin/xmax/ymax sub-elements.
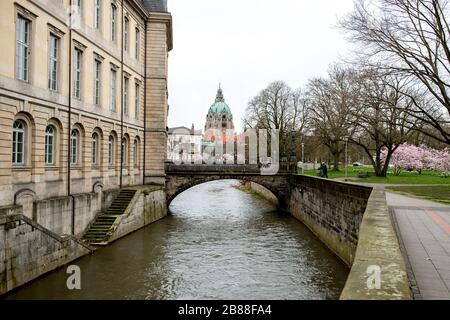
<box><xmin>121</xmin><ymin>138</ymin><xmax>127</xmax><ymax>165</ymax></box>
<box><xmin>44</xmin><ymin>126</ymin><xmax>55</xmax><ymax>165</ymax></box>
<box><xmin>108</xmin><ymin>135</ymin><xmax>114</xmax><ymax>165</ymax></box>
<box><xmin>92</xmin><ymin>133</ymin><xmax>98</xmax><ymax>165</ymax></box>
<box><xmin>12</xmin><ymin>120</ymin><xmax>25</xmax><ymax>165</ymax></box>
<box><xmin>70</xmin><ymin>129</ymin><xmax>79</xmax><ymax>165</ymax></box>
<box><xmin>133</xmin><ymin>140</ymin><xmax>138</xmax><ymax>166</ymax></box>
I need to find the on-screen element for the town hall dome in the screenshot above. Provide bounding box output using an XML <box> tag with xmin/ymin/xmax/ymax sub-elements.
<box><xmin>204</xmin><ymin>85</ymin><xmax>235</xmax><ymax>139</ymax></box>
<box><xmin>208</xmin><ymin>85</ymin><xmax>233</xmax><ymax>118</ymax></box>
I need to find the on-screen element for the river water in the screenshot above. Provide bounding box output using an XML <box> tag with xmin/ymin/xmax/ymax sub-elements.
<box><xmin>5</xmin><ymin>180</ymin><xmax>348</xmax><ymax>300</ymax></box>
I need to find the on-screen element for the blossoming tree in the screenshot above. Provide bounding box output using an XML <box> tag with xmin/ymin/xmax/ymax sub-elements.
<box><xmin>382</xmin><ymin>144</ymin><xmax>450</xmax><ymax>175</ymax></box>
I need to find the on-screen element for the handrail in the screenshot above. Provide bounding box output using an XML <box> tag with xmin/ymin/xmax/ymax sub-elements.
<box><xmin>0</xmin><ymin>213</ymin><xmax>93</xmax><ymax>252</ymax></box>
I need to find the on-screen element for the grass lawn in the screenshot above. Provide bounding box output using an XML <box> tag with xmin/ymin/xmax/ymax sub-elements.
<box><xmin>385</xmin><ymin>185</ymin><xmax>450</xmax><ymax>205</ymax></box>
<box><xmin>300</xmin><ymin>166</ymin><xmax>450</xmax><ymax>185</ymax></box>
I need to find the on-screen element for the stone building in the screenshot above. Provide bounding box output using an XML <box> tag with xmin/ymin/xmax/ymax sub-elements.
<box><xmin>204</xmin><ymin>85</ymin><xmax>235</xmax><ymax>142</ymax></box>
<box><xmin>167</xmin><ymin>125</ymin><xmax>202</xmax><ymax>163</ymax></box>
<box><xmin>0</xmin><ymin>0</ymin><xmax>172</xmax><ymax>216</ymax></box>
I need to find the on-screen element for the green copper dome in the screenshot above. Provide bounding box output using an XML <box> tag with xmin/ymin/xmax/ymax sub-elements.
<box><xmin>209</xmin><ymin>85</ymin><xmax>232</xmax><ymax>117</ymax></box>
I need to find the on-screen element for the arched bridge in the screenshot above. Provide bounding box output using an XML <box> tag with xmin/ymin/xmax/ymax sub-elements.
<box><xmin>165</xmin><ymin>163</ymin><xmax>292</xmax><ymax>209</ymax></box>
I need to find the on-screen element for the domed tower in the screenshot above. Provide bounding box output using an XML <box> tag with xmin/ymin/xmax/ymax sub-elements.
<box><xmin>204</xmin><ymin>85</ymin><xmax>235</xmax><ymax>141</ymax></box>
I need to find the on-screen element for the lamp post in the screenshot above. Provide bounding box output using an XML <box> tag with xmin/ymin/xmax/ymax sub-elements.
<box><xmin>343</xmin><ymin>136</ymin><xmax>349</xmax><ymax>181</ymax></box>
<box><xmin>290</xmin><ymin>130</ymin><xmax>297</xmax><ymax>174</ymax></box>
<box><xmin>301</xmin><ymin>142</ymin><xmax>305</xmax><ymax>175</ymax></box>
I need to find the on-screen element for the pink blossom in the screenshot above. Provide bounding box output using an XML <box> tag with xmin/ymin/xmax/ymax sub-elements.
<box><xmin>381</xmin><ymin>144</ymin><xmax>450</xmax><ymax>173</ymax></box>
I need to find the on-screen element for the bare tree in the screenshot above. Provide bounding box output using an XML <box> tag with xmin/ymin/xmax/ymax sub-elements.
<box><xmin>243</xmin><ymin>81</ymin><xmax>309</xmax><ymax>157</ymax></box>
<box><xmin>307</xmin><ymin>65</ymin><xmax>358</xmax><ymax>171</ymax></box>
<box><xmin>339</xmin><ymin>0</ymin><xmax>450</xmax><ymax>144</ymax></box>
<box><xmin>350</xmin><ymin>70</ymin><xmax>423</xmax><ymax>176</ymax></box>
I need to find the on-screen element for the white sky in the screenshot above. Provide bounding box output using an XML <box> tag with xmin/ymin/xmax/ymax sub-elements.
<box><xmin>168</xmin><ymin>0</ymin><xmax>356</xmax><ymax>132</ymax></box>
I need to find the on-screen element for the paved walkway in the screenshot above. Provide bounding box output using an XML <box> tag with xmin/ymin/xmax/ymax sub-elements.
<box><xmin>387</xmin><ymin>192</ymin><xmax>450</xmax><ymax>300</ymax></box>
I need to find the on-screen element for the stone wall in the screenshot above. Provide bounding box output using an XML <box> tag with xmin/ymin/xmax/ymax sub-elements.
<box><xmin>108</xmin><ymin>187</ymin><xmax>167</xmax><ymax>242</ymax></box>
<box><xmin>144</xmin><ymin>13</ymin><xmax>172</xmax><ymax>185</ymax></box>
<box><xmin>33</xmin><ymin>192</ymin><xmax>102</xmax><ymax>237</ymax></box>
<box><xmin>288</xmin><ymin>175</ymin><xmax>372</xmax><ymax>266</ymax></box>
<box><xmin>0</xmin><ymin>207</ymin><xmax>91</xmax><ymax>295</ymax></box>
<box><xmin>340</xmin><ymin>187</ymin><xmax>411</xmax><ymax>300</ymax></box>
<box><xmin>287</xmin><ymin>176</ymin><xmax>410</xmax><ymax>299</ymax></box>
<box><xmin>239</xmin><ymin>181</ymin><xmax>279</xmax><ymax>205</ymax></box>
<box><xmin>0</xmin><ymin>184</ymin><xmax>168</xmax><ymax>295</ymax></box>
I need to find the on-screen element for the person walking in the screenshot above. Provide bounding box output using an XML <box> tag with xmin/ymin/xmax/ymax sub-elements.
<box><xmin>322</xmin><ymin>163</ymin><xmax>328</xmax><ymax>178</ymax></box>
<box><xmin>318</xmin><ymin>163</ymin><xmax>329</xmax><ymax>179</ymax></box>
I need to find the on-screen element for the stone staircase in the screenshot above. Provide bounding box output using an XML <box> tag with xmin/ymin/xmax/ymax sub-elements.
<box><xmin>83</xmin><ymin>189</ymin><xmax>137</xmax><ymax>244</ymax></box>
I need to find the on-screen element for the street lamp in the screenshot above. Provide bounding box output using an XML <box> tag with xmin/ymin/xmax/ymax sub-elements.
<box><xmin>301</xmin><ymin>142</ymin><xmax>305</xmax><ymax>175</ymax></box>
<box><xmin>290</xmin><ymin>130</ymin><xmax>297</xmax><ymax>174</ymax></box>
<box><xmin>346</xmin><ymin>140</ymin><xmax>349</xmax><ymax>180</ymax></box>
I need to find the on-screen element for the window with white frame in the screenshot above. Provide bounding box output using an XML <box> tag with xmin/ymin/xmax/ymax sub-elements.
<box><xmin>48</xmin><ymin>34</ymin><xmax>59</xmax><ymax>91</ymax></box>
<box><xmin>73</xmin><ymin>48</ymin><xmax>82</xmax><ymax>99</ymax></box>
<box><xmin>135</xmin><ymin>83</ymin><xmax>140</xmax><ymax>120</ymax></box>
<box><xmin>94</xmin><ymin>59</ymin><xmax>101</xmax><ymax>105</ymax></box>
<box><xmin>135</xmin><ymin>27</ymin><xmax>140</xmax><ymax>60</ymax></box>
<box><xmin>94</xmin><ymin>0</ymin><xmax>101</xmax><ymax>30</ymax></box>
<box><xmin>111</xmin><ymin>4</ymin><xmax>117</xmax><ymax>42</ymax></box>
<box><xmin>92</xmin><ymin>133</ymin><xmax>98</xmax><ymax>165</ymax></box>
<box><xmin>16</xmin><ymin>16</ymin><xmax>30</xmax><ymax>82</ymax></box>
<box><xmin>108</xmin><ymin>135</ymin><xmax>114</xmax><ymax>165</ymax></box>
<box><xmin>110</xmin><ymin>69</ymin><xmax>117</xmax><ymax>111</ymax></box>
<box><xmin>124</xmin><ymin>76</ymin><xmax>129</xmax><ymax>116</ymax></box>
<box><xmin>124</xmin><ymin>17</ymin><xmax>129</xmax><ymax>51</ymax></box>
<box><xmin>45</xmin><ymin>126</ymin><xmax>55</xmax><ymax>165</ymax></box>
<box><xmin>133</xmin><ymin>139</ymin><xmax>138</xmax><ymax>166</ymax></box>
<box><xmin>70</xmin><ymin>129</ymin><xmax>79</xmax><ymax>165</ymax></box>
<box><xmin>12</xmin><ymin>120</ymin><xmax>26</xmax><ymax>165</ymax></box>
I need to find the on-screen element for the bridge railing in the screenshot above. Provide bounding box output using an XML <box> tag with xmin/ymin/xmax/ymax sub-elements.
<box><xmin>165</xmin><ymin>161</ymin><xmax>295</xmax><ymax>174</ymax></box>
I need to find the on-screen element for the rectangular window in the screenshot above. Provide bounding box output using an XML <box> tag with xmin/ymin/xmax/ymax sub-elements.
<box><xmin>73</xmin><ymin>49</ymin><xmax>82</xmax><ymax>99</ymax></box>
<box><xmin>108</xmin><ymin>137</ymin><xmax>113</xmax><ymax>165</ymax></box>
<box><xmin>124</xmin><ymin>77</ymin><xmax>129</xmax><ymax>116</ymax></box>
<box><xmin>111</xmin><ymin>4</ymin><xmax>117</xmax><ymax>42</ymax></box>
<box><xmin>12</xmin><ymin>122</ymin><xmax>25</xmax><ymax>165</ymax></box>
<box><xmin>121</xmin><ymin>141</ymin><xmax>126</xmax><ymax>165</ymax></box>
<box><xmin>94</xmin><ymin>59</ymin><xmax>101</xmax><ymax>105</ymax></box>
<box><xmin>124</xmin><ymin>17</ymin><xmax>129</xmax><ymax>51</ymax></box>
<box><xmin>135</xmin><ymin>28</ymin><xmax>140</xmax><ymax>60</ymax></box>
<box><xmin>16</xmin><ymin>16</ymin><xmax>30</xmax><ymax>82</ymax></box>
<box><xmin>48</xmin><ymin>34</ymin><xmax>59</xmax><ymax>91</ymax></box>
<box><xmin>75</xmin><ymin>0</ymin><xmax>82</xmax><ymax>10</ymax></box>
<box><xmin>110</xmin><ymin>69</ymin><xmax>117</xmax><ymax>111</ymax></box>
<box><xmin>70</xmin><ymin>133</ymin><xmax>78</xmax><ymax>165</ymax></box>
<box><xmin>94</xmin><ymin>0</ymin><xmax>101</xmax><ymax>30</ymax></box>
<box><xmin>45</xmin><ymin>130</ymin><xmax>54</xmax><ymax>165</ymax></box>
<box><xmin>135</xmin><ymin>83</ymin><xmax>140</xmax><ymax>120</ymax></box>
<box><xmin>92</xmin><ymin>136</ymin><xmax>97</xmax><ymax>165</ymax></box>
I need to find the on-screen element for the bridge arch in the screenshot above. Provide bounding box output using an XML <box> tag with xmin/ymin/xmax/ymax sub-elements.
<box><xmin>165</xmin><ymin>171</ymin><xmax>290</xmax><ymax>211</ymax></box>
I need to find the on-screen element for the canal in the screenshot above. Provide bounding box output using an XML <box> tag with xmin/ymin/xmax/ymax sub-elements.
<box><xmin>5</xmin><ymin>180</ymin><xmax>348</xmax><ymax>300</ymax></box>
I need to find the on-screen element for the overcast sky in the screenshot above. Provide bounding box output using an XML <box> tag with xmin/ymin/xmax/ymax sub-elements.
<box><xmin>168</xmin><ymin>0</ymin><xmax>356</xmax><ymax>132</ymax></box>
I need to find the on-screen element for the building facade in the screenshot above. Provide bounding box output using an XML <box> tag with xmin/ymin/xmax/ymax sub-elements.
<box><xmin>167</xmin><ymin>125</ymin><xmax>202</xmax><ymax>163</ymax></box>
<box><xmin>0</xmin><ymin>0</ymin><xmax>172</xmax><ymax>215</ymax></box>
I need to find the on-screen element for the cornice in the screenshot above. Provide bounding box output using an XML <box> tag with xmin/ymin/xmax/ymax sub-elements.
<box><xmin>148</xmin><ymin>12</ymin><xmax>173</xmax><ymax>51</ymax></box>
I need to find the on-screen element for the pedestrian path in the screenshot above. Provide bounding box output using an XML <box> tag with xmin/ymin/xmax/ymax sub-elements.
<box><xmin>387</xmin><ymin>192</ymin><xmax>450</xmax><ymax>300</ymax></box>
